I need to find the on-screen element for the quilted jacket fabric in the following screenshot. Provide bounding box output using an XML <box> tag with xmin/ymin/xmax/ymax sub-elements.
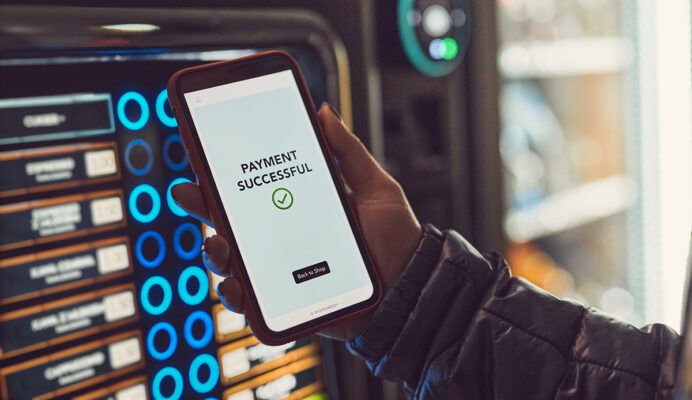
<box><xmin>347</xmin><ymin>224</ymin><xmax>681</xmax><ymax>399</ymax></box>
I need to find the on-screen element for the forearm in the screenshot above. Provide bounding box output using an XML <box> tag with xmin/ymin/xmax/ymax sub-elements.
<box><xmin>347</xmin><ymin>224</ymin><xmax>681</xmax><ymax>400</ymax></box>
<box><xmin>347</xmin><ymin>224</ymin><xmax>496</xmax><ymax>391</ymax></box>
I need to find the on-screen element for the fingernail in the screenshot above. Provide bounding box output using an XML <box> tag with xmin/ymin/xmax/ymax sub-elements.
<box><xmin>171</xmin><ymin>185</ymin><xmax>181</xmax><ymax>204</ymax></box>
<box><xmin>216</xmin><ymin>281</ymin><xmax>224</xmax><ymax>298</ymax></box>
<box><xmin>216</xmin><ymin>281</ymin><xmax>235</xmax><ymax>312</ymax></box>
<box><xmin>321</xmin><ymin>101</ymin><xmax>342</xmax><ymax>122</ymax></box>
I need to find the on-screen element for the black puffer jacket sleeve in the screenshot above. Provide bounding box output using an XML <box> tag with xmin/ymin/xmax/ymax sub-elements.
<box><xmin>346</xmin><ymin>224</ymin><xmax>681</xmax><ymax>400</ymax></box>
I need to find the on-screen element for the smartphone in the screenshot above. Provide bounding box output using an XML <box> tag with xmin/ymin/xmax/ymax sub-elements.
<box><xmin>167</xmin><ymin>51</ymin><xmax>381</xmax><ymax>344</ymax></box>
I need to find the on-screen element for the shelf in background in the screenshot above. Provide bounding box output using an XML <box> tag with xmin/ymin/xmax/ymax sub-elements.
<box><xmin>505</xmin><ymin>174</ymin><xmax>634</xmax><ymax>242</ymax></box>
<box><xmin>499</xmin><ymin>37</ymin><xmax>630</xmax><ymax>79</ymax></box>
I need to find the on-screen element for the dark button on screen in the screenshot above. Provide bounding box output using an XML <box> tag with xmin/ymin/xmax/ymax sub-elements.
<box><xmin>292</xmin><ymin>261</ymin><xmax>330</xmax><ymax>284</ymax></box>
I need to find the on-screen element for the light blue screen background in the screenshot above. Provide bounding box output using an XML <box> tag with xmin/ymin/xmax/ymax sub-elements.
<box><xmin>193</xmin><ymin>84</ymin><xmax>371</xmax><ymax>321</ymax></box>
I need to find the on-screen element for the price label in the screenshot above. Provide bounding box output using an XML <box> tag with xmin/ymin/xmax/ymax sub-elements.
<box><xmin>108</xmin><ymin>337</ymin><xmax>141</xmax><ymax>370</ymax></box>
<box><xmin>104</xmin><ymin>291</ymin><xmax>136</xmax><ymax>322</ymax></box>
<box><xmin>97</xmin><ymin>244</ymin><xmax>129</xmax><ymax>274</ymax></box>
<box><xmin>217</xmin><ymin>307</ymin><xmax>246</xmax><ymax>334</ymax></box>
<box><xmin>227</xmin><ymin>391</ymin><xmax>254</xmax><ymax>400</ymax></box>
<box><xmin>115</xmin><ymin>383</ymin><xmax>147</xmax><ymax>400</ymax></box>
<box><xmin>221</xmin><ymin>347</ymin><xmax>251</xmax><ymax>378</ymax></box>
<box><xmin>85</xmin><ymin>149</ymin><xmax>117</xmax><ymax>177</ymax></box>
<box><xmin>72</xmin><ymin>375</ymin><xmax>148</xmax><ymax>400</ymax></box>
<box><xmin>90</xmin><ymin>196</ymin><xmax>123</xmax><ymax>226</ymax></box>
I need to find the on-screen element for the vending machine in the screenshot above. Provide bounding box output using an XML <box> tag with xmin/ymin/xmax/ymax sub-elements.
<box><xmin>495</xmin><ymin>0</ymin><xmax>692</xmax><ymax>330</ymax></box>
<box><xmin>0</xmin><ymin>6</ymin><xmax>355</xmax><ymax>399</ymax></box>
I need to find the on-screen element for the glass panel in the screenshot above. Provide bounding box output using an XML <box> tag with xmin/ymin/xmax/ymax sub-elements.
<box><xmin>496</xmin><ymin>0</ymin><xmax>692</xmax><ymax>328</ymax></box>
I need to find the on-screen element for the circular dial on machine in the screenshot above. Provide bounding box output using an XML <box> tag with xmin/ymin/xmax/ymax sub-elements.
<box><xmin>398</xmin><ymin>0</ymin><xmax>471</xmax><ymax>77</ymax></box>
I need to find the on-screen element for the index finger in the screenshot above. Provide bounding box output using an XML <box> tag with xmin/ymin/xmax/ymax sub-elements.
<box><xmin>317</xmin><ymin>104</ymin><xmax>393</xmax><ymax>197</ymax></box>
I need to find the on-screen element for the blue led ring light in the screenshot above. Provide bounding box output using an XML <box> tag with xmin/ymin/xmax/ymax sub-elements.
<box><xmin>141</xmin><ymin>276</ymin><xmax>172</xmax><ymax>315</ymax></box>
<box><xmin>167</xmin><ymin>177</ymin><xmax>192</xmax><ymax>217</ymax></box>
<box><xmin>178</xmin><ymin>266</ymin><xmax>209</xmax><ymax>306</ymax></box>
<box><xmin>147</xmin><ymin>322</ymin><xmax>178</xmax><ymax>361</ymax></box>
<box><xmin>184</xmin><ymin>310</ymin><xmax>214</xmax><ymax>349</ymax></box>
<box><xmin>135</xmin><ymin>230</ymin><xmax>166</xmax><ymax>269</ymax></box>
<box><xmin>173</xmin><ymin>223</ymin><xmax>202</xmax><ymax>260</ymax></box>
<box><xmin>117</xmin><ymin>91</ymin><xmax>150</xmax><ymax>131</ymax></box>
<box><xmin>188</xmin><ymin>353</ymin><xmax>219</xmax><ymax>394</ymax></box>
<box><xmin>129</xmin><ymin>184</ymin><xmax>161</xmax><ymax>224</ymax></box>
<box><xmin>152</xmin><ymin>366</ymin><xmax>183</xmax><ymax>400</ymax></box>
<box><xmin>162</xmin><ymin>134</ymin><xmax>189</xmax><ymax>171</ymax></box>
<box><xmin>124</xmin><ymin>139</ymin><xmax>154</xmax><ymax>176</ymax></box>
<box><xmin>156</xmin><ymin>89</ymin><xmax>178</xmax><ymax>128</ymax></box>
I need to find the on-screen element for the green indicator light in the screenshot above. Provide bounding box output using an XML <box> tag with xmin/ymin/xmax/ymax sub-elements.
<box><xmin>440</xmin><ymin>37</ymin><xmax>459</xmax><ymax>60</ymax></box>
<box><xmin>303</xmin><ymin>394</ymin><xmax>327</xmax><ymax>400</ymax></box>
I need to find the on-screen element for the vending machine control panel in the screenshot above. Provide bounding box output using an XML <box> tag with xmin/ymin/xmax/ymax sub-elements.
<box><xmin>0</xmin><ymin>47</ymin><xmax>332</xmax><ymax>400</ymax></box>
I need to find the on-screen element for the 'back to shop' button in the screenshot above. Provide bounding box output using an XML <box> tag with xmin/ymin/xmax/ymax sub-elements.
<box><xmin>292</xmin><ymin>261</ymin><xmax>330</xmax><ymax>284</ymax></box>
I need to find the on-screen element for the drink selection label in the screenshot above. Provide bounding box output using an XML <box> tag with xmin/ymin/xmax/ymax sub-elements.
<box><xmin>0</xmin><ymin>189</ymin><xmax>126</xmax><ymax>251</ymax></box>
<box><xmin>0</xmin><ymin>331</ymin><xmax>144</xmax><ymax>400</ymax></box>
<box><xmin>0</xmin><ymin>237</ymin><xmax>132</xmax><ymax>305</ymax></box>
<box><xmin>223</xmin><ymin>356</ymin><xmax>324</xmax><ymax>400</ymax></box>
<box><xmin>0</xmin><ymin>284</ymin><xmax>138</xmax><ymax>359</ymax></box>
<box><xmin>0</xmin><ymin>142</ymin><xmax>120</xmax><ymax>198</ymax></box>
<box><xmin>213</xmin><ymin>302</ymin><xmax>250</xmax><ymax>343</ymax></box>
<box><xmin>73</xmin><ymin>375</ymin><xmax>148</xmax><ymax>400</ymax></box>
<box><xmin>219</xmin><ymin>336</ymin><xmax>316</xmax><ymax>385</ymax></box>
<box><xmin>0</xmin><ymin>93</ymin><xmax>114</xmax><ymax>145</ymax></box>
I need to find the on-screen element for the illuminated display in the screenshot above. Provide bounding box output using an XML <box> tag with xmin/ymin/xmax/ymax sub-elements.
<box><xmin>129</xmin><ymin>184</ymin><xmax>162</xmax><ymax>224</ymax></box>
<box><xmin>0</xmin><ymin>331</ymin><xmax>144</xmax><ymax>399</ymax></box>
<box><xmin>73</xmin><ymin>375</ymin><xmax>148</xmax><ymax>400</ymax></box>
<box><xmin>0</xmin><ymin>284</ymin><xmax>138</xmax><ymax>359</ymax></box>
<box><xmin>184</xmin><ymin>310</ymin><xmax>214</xmax><ymax>349</ymax></box>
<box><xmin>0</xmin><ymin>93</ymin><xmax>114</xmax><ymax>145</ymax></box>
<box><xmin>136</xmin><ymin>230</ymin><xmax>166</xmax><ymax>269</ymax></box>
<box><xmin>0</xmin><ymin>237</ymin><xmax>132</xmax><ymax>305</ymax></box>
<box><xmin>117</xmin><ymin>91</ymin><xmax>150</xmax><ymax>131</ymax></box>
<box><xmin>178</xmin><ymin>266</ymin><xmax>209</xmax><ymax>306</ymax></box>
<box><xmin>167</xmin><ymin>177</ymin><xmax>192</xmax><ymax>217</ymax></box>
<box><xmin>0</xmin><ymin>190</ymin><xmax>126</xmax><ymax>252</ymax></box>
<box><xmin>0</xmin><ymin>47</ymin><xmax>333</xmax><ymax>400</ymax></box>
<box><xmin>140</xmin><ymin>276</ymin><xmax>173</xmax><ymax>316</ymax></box>
<box><xmin>0</xmin><ymin>142</ymin><xmax>120</xmax><ymax>198</ymax></box>
<box><xmin>189</xmin><ymin>353</ymin><xmax>220</xmax><ymax>393</ymax></box>
<box><xmin>147</xmin><ymin>322</ymin><xmax>178</xmax><ymax>361</ymax></box>
<box><xmin>152</xmin><ymin>366</ymin><xmax>183</xmax><ymax>400</ymax></box>
<box><xmin>173</xmin><ymin>222</ymin><xmax>202</xmax><ymax>260</ymax></box>
<box><xmin>156</xmin><ymin>90</ymin><xmax>178</xmax><ymax>128</ymax></box>
<box><xmin>124</xmin><ymin>139</ymin><xmax>155</xmax><ymax>176</ymax></box>
<box><xmin>161</xmin><ymin>134</ymin><xmax>189</xmax><ymax>172</ymax></box>
<box><xmin>397</xmin><ymin>0</ymin><xmax>471</xmax><ymax>76</ymax></box>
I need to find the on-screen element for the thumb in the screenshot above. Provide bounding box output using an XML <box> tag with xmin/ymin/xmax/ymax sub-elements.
<box><xmin>317</xmin><ymin>103</ymin><xmax>392</xmax><ymax>197</ymax></box>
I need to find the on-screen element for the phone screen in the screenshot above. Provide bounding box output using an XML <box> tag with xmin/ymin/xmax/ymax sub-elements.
<box><xmin>183</xmin><ymin>69</ymin><xmax>374</xmax><ymax>333</ymax></box>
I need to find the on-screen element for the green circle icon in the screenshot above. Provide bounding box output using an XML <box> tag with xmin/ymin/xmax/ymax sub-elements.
<box><xmin>272</xmin><ymin>187</ymin><xmax>293</xmax><ymax>210</ymax></box>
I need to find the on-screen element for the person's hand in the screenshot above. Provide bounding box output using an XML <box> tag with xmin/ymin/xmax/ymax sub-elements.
<box><xmin>171</xmin><ymin>103</ymin><xmax>421</xmax><ymax>341</ymax></box>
